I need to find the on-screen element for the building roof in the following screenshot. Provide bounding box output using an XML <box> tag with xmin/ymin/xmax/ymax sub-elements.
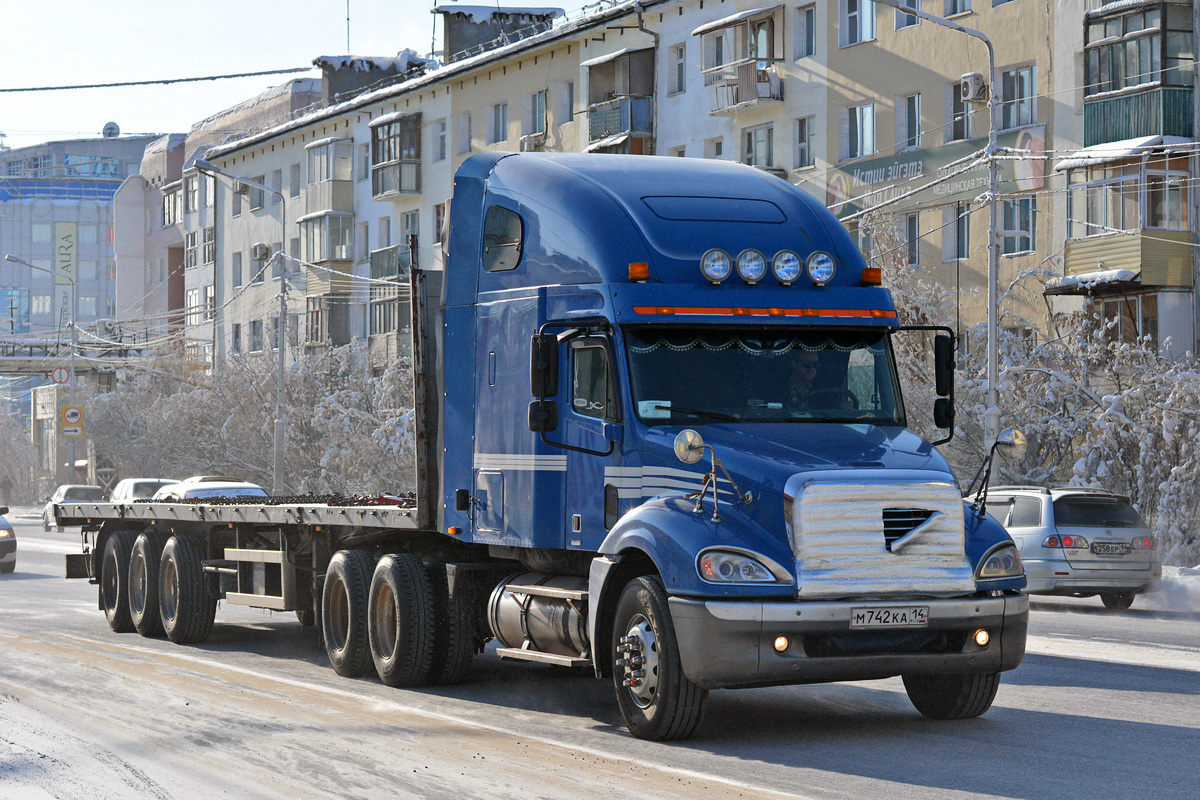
<box><xmin>1054</xmin><ymin>135</ymin><xmax>1192</xmax><ymax>171</ymax></box>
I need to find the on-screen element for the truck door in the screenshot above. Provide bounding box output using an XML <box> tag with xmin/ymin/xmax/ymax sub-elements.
<box><xmin>561</xmin><ymin>334</ymin><xmax>624</xmax><ymax>551</ymax></box>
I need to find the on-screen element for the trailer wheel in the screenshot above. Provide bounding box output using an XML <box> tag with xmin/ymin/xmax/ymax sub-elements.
<box><xmin>426</xmin><ymin>560</ymin><xmax>475</xmax><ymax>685</ymax></box>
<box><xmin>611</xmin><ymin>576</ymin><xmax>706</xmax><ymax>741</ymax></box>
<box><xmin>903</xmin><ymin>672</ymin><xmax>1000</xmax><ymax>719</ymax></box>
<box><xmin>368</xmin><ymin>554</ymin><xmax>435</xmax><ymax>687</ymax></box>
<box><xmin>322</xmin><ymin>549</ymin><xmax>373</xmax><ymax>677</ymax></box>
<box><xmin>159</xmin><ymin>535</ymin><xmax>217</xmax><ymax>644</ymax></box>
<box><xmin>129</xmin><ymin>531</ymin><xmax>169</xmax><ymax>637</ymax></box>
<box><xmin>101</xmin><ymin>530</ymin><xmax>138</xmax><ymax>633</ymax></box>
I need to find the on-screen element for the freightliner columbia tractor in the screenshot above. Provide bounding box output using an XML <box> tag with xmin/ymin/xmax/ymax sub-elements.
<box><xmin>56</xmin><ymin>152</ymin><xmax>1027</xmax><ymax>741</ymax></box>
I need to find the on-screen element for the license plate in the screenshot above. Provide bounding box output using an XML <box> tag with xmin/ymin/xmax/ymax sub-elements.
<box><xmin>1092</xmin><ymin>541</ymin><xmax>1130</xmax><ymax>556</ymax></box>
<box><xmin>850</xmin><ymin>606</ymin><xmax>929</xmax><ymax>629</ymax></box>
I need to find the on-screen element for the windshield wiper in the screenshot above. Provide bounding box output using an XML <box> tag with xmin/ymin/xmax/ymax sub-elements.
<box><xmin>653</xmin><ymin>405</ymin><xmax>739</xmax><ymax>422</ymax></box>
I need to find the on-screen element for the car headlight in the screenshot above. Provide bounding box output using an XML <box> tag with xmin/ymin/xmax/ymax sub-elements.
<box><xmin>700</xmin><ymin>248</ymin><xmax>732</xmax><ymax>283</ymax></box>
<box><xmin>0</xmin><ymin>529</ymin><xmax>12</xmax><ymax>538</ymax></box>
<box><xmin>977</xmin><ymin>542</ymin><xmax>1023</xmax><ymax>579</ymax></box>
<box><xmin>698</xmin><ymin>550</ymin><xmax>781</xmax><ymax>583</ymax></box>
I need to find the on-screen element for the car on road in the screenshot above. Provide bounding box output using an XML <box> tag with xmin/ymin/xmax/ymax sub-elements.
<box><xmin>151</xmin><ymin>479</ymin><xmax>268</xmax><ymax>501</ymax></box>
<box><xmin>0</xmin><ymin>507</ymin><xmax>14</xmax><ymax>574</ymax></box>
<box><xmin>985</xmin><ymin>486</ymin><xmax>1161</xmax><ymax>609</ymax></box>
<box><xmin>108</xmin><ymin>478</ymin><xmax>176</xmax><ymax>503</ymax></box>
<box><xmin>43</xmin><ymin>484</ymin><xmax>105</xmax><ymax>531</ymax></box>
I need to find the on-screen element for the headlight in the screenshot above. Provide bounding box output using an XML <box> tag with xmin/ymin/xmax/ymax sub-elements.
<box><xmin>700</xmin><ymin>249</ymin><xmax>732</xmax><ymax>283</ymax></box>
<box><xmin>976</xmin><ymin>542</ymin><xmax>1023</xmax><ymax>579</ymax></box>
<box><xmin>0</xmin><ymin>529</ymin><xmax>12</xmax><ymax>538</ymax></box>
<box><xmin>805</xmin><ymin>251</ymin><xmax>836</xmax><ymax>285</ymax></box>
<box><xmin>735</xmin><ymin>249</ymin><xmax>767</xmax><ymax>283</ymax></box>
<box><xmin>772</xmin><ymin>250</ymin><xmax>802</xmax><ymax>284</ymax></box>
<box><xmin>698</xmin><ymin>550</ymin><xmax>779</xmax><ymax>583</ymax></box>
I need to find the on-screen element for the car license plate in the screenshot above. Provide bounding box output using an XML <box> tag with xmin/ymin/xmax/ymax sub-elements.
<box><xmin>850</xmin><ymin>606</ymin><xmax>929</xmax><ymax>629</ymax></box>
<box><xmin>1092</xmin><ymin>541</ymin><xmax>1130</xmax><ymax>556</ymax></box>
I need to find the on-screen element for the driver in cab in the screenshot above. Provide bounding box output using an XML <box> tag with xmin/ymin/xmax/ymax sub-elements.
<box><xmin>788</xmin><ymin>350</ymin><xmax>854</xmax><ymax>412</ymax></box>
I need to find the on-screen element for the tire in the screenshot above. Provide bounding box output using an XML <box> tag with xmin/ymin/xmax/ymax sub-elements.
<box><xmin>321</xmin><ymin>549</ymin><xmax>374</xmax><ymax>677</ymax></box>
<box><xmin>1101</xmin><ymin>591</ymin><xmax>1135</xmax><ymax>610</ymax></box>
<box><xmin>903</xmin><ymin>672</ymin><xmax>1000</xmax><ymax>720</ymax></box>
<box><xmin>611</xmin><ymin>576</ymin><xmax>706</xmax><ymax>741</ymax></box>
<box><xmin>129</xmin><ymin>531</ymin><xmax>169</xmax><ymax>637</ymax></box>
<box><xmin>159</xmin><ymin>535</ymin><xmax>217</xmax><ymax>644</ymax></box>
<box><xmin>368</xmin><ymin>554</ymin><xmax>436</xmax><ymax>687</ymax></box>
<box><xmin>101</xmin><ymin>530</ymin><xmax>138</xmax><ymax>633</ymax></box>
<box><xmin>426</xmin><ymin>560</ymin><xmax>475</xmax><ymax>685</ymax></box>
<box><xmin>0</xmin><ymin>561</ymin><xmax>13</xmax><ymax>574</ymax></box>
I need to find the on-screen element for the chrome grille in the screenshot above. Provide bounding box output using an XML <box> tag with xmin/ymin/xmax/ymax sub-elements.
<box><xmin>883</xmin><ymin>508</ymin><xmax>936</xmax><ymax>551</ymax></box>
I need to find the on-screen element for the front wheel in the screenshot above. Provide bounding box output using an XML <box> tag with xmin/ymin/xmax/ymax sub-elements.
<box><xmin>611</xmin><ymin>576</ymin><xmax>706</xmax><ymax>741</ymax></box>
<box><xmin>903</xmin><ymin>672</ymin><xmax>1000</xmax><ymax>719</ymax></box>
<box><xmin>1101</xmin><ymin>591</ymin><xmax>1135</xmax><ymax>610</ymax></box>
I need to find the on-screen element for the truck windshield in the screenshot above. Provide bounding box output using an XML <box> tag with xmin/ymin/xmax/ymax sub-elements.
<box><xmin>626</xmin><ymin>327</ymin><xmax>904</xmax><ymax>425</ymax></box>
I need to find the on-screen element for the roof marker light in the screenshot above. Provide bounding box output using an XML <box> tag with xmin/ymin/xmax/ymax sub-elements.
<box><xmin>628</xmin><ymin>262</ymin><xmax>650</xmax><ymax>281</ymax></box>
<box><xmin>736</xmin><ymin>249</ymin><xmax>767</xmax><ymax>284</ymax></box>
<box><xmin>806</xmin><ymin>251</ymin><xmax>836</xmax><ymax>286</ymax></box>
<box><xmin>772</xmin><ymin>250</ymin><xmax>802</xmax><ymax>285</ymax></box>
<box><xmin>861</xmin><ymin>266</ymin><xmax>883</xmax><ymax>286</ymax></box>
<box><xmin>700</xmin><ymin>249</ymin><xmax>732</xmax><ymax>284</ymax></box>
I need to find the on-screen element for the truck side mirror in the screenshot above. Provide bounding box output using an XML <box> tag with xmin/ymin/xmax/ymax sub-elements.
<box><xmin>528</xmin><ymin>399</ymin><xmax>559</xmax><ymax>432</ymax></box>
<box><xmin>934</xmin><ymin>334</ymin><xmax>954</xmax><ymax>397</ymax></box>
<box><xmin>530</xmin><ymin>333</ymin><xmax>559</xmax><ymax>398</ymax></box>
<box><xmin>933</xmin><ymin>397</ymin><xmax>954</xmax><ymax>430</ymax></box>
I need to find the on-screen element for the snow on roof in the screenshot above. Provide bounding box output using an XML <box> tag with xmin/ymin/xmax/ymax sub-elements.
<box><xmin>144</xmin><ymin>134</ymin><xmax>186</xmax><ymax>155</ymax></box>
<box><xmin>1045</xmin><ymin>268</ymin><xmax>1139</xmax><ymax>293</ymax></box>
<box><xmin>432</xmin><ymin>5</ymin><xmax>564</xmax><ymax>22</ymax></box>
<box><xmin>585</xmin><ymin>132</ymin><xmax>631</xmax><ymax>152</ymax></box>
<box><xmin>692</xmin><ymin>5</ymin><xmax>781</xmax><ymax>37</ymax></box>
<box><xmin>1054</xmin><ymin>135</ymin><xmax>1192</xmax><ymax>171</ymax></box>
<box><xmin>580</xmin><ymin>46</ymin><xmax>652</xmax><ymax>69</ymax></box>
<box><xmin>1086</xmin><ymin>0</ymin><xmax>1159</xmax><ymax>20</ymax></box>
<box><xmin>313</xmin><ymin>48</ymin><xmax>438</xmax><ymax>74</ymax></box>
<box><xmin>189</xmin><ymin>78</ymin><xmax>321</xmax><ymax>135</ymax></box>
<box><xmin>369</xmin><ymin>110</ymin><xmax>420</xmax><ymax>128</ymax></box>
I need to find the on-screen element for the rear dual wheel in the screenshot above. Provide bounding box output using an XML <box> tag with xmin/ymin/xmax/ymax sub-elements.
<box><xmin>159</xmin><ymin>535</ymin><xmax>217</xmax><ymax>644</ymax></box>
<box><xmin>129</xmin><ymin>532</ymin><xmax>169</xmax><ymax>637</ymax></box>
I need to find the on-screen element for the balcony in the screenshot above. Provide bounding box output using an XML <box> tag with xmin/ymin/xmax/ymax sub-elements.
<box><xmin>1082</xmin><ymin>87</ymin><xmax>1192</xmax><ymax>146</ymax></box>
<box><xmin>369</xmin><ymin>244</ymin><xmax>413</xmax><ymax>279</ymax></box>
<box><xmin>1063</xmin><ymin>230</ymin><xmax>1193</xmax><ymax>288</ymax></box>
<box><xmin>371</xmin><ymin>159</ymin><xmax>420</xmax><ymax>199</ymax></box>
<box><xmin>587</xmin><ymin>96</ymin><xmax>653</xmax><ymax>143</ymax></box>
<box><xmin>704</xmin><ymin>60</ymin><xmax>783</xmax><ymax>116</ymax></box>
<box><xmin>301</xmin><ymin>179</ymin><xmax>353</xmax><ymax>215</ymax></box>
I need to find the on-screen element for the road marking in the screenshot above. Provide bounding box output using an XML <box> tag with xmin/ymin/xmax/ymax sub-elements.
<box><xmin>55</xmin><ymin>633</ymin><xmax>810</xmax><ymax>799</ymax></box>
<box><xmin>1026</xmin><ymin>634</ymin><xmax>1200</xmax><ymax>673</ymax></box>
<box><xmin>13</xmin><ymin>541</ymin><xmax>80</xmax><ymax>555</ymax></box>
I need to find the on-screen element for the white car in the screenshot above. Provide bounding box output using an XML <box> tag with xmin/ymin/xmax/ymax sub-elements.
<box><xmin>0</xmin><ymin>507</ymin><xmax>14</xmax><ymax>574</ymax></box>
<box><xmin>109</xmin><ymin>478</ymin><xmax>177</xmax><ymax>503</ymax></box>
<box><xmin>151</xmin><ymin>480</ymin><xmax>268</xmax><ymax>501</ymax></box>
<box><xmin>43</xmin><ymin>484</ymin><xmax>106</xmax><ymax>531</ymax></box>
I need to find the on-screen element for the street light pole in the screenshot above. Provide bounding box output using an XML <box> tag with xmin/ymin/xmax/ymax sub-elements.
<box><xmin>5</xmin><ymin>253</ymin><xmax>78</xmax><ymax>480</ymax></box>
<box><xmin>875</xmin><ymin>2</ymin><xmax>1002</xmax><ymax>451</ymax></box>
<box><xmin>194</xmin><ymin>158</ymin><xmax>289</xmax><ymax>493</ymax></box>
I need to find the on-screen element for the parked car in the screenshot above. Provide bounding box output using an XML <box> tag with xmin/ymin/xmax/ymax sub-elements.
<box><xmin>0</xmin><ymin>507</ymin><xmax>14</xmax><ymax>574</ymax></box>
<box><xmin>985</xmin><ymin>486</ymin><xmax>1161</xmax><ymax>609</ymax></box>
<box><xmin>43</xmin><ymin>484</ymin><xmax>105</xmax><ymax>531</ymax></box>
<box><xmin>151</xmin><ymin>480</ymin><xmax>267</xmax><ymax>501</ymax></box>
<box><xmin>108</xmin><ymin>478</ymin><xmax>176</xmax><ymax>502</ymax></box>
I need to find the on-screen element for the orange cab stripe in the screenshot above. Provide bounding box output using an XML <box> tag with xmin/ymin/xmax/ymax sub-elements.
<box><xmin>632</xmin><ymin>306</ymin><xmax>897</xmax><ymax>319</ymax></box>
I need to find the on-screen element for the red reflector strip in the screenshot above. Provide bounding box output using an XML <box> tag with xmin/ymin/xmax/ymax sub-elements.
<box><xmin>633</xmin><ymin>306</ymin><xmax>897</xmax><ymax>319</ymax></box>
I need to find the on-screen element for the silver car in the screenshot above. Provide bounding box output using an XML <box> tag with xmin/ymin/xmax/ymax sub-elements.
<box><xmin>985</xmin><ymin>486</ymin><xmax>1161</xmax><ymax>610</ymax></box>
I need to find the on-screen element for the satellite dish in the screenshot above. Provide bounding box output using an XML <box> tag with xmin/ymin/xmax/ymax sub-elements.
<box><xmin>101</xmin><ymin>122</ymin><xmax>120</xmax><ymax>138</ymax></box>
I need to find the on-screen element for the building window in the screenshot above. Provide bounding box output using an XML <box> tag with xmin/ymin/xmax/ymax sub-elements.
<box><xmin>249</xmin><ymin>319</ymin><xmax>264</xmax><ymax>352</ymax></box>
<box><xmin>231</xmin><ymin>323</ymin><xmax>241</xmax><ymax>354</ymax></box>
<box><xmin>401</xmin><ymin>210</ymin><xmax>420</xmax><ymax>267</ymax></box>
<box><xmin>1098</xmin><ymin>294</ymin><xmax>1158</xmax><ymax>345</ymax></box>
<box><xmin>232</xmin><ymin>252</ymin><xmax>243</xmax><ymax>288</ymax></box>
<box><xmin>1001</xmin><ymin>196</ymin><xmax>1035</xmax><ymax>254</ymax></box>
<box><xmin>840</xmin><ymin>0</ymin><xmax>876</xmax><ymax>47</ymax></box>
<box><xmin>457</xmin><ymin>111</ymin><xmax>473</xmax><ymax>154</ymax></box>
<box><xmin>490</xmin><ymin>103</ymin><xmax>508</xmax><ymax>144</ymax></box>
<box><xmin>670</xmin><ymin>44</ymin><xmax>686</xmax><ymax>94</ymax></box>
<box><xmin>796</xmin><ymin>5</ymin><xmax>816</xmax><ymax>59</ymax></box>
<box><xmin>905</xmin><ymin>213</ymin><xmax>920</xmax><ymax>266</ymax></box>
<box><xmin>433</xmin><ymin>119</ymin><xmax>447</xmax><ymax>162</ymax></box>
<box><xmin>184</xmin><ymin>232</ymin><xmax>197</xmax><ymax>269</ymax></box>
<box><xmin>249</xmin><ymin>175</ymin><xmax>266</xmax><ymax>210</ymax></box>
<box><xmin>562</xmin><ymin>81</ymin><xmax>575</xmax><ymax>123</ymax></box>
<box><xmin>843</xmin><ymin>103</ymin><xmax>875</xmax><ymax>160</ymax></box>
<box><xmin>270</xmin><ymin>170</ymin><xmax>282</xmax><ymax>204</ymax></box>
<box><xmin>202</xmin><ymin>226</ymin><xmax>215</xmax><ymax>264</ymax></box>
<box><xmin>1083</xmin><ymin>5</ymin><xmax>1191</xmax><ymax>95</ymax></box>
<box><xmin>744</xmin><ymin>123</ymin><xmax>774</xmax><ymax>167</ymax></box>
<box><xmin>795</xmin><ymin>116</ymin><xmax>814</xmax><ymax>168</ymax></box>
<box><xmin>371</xmin><ymin>115</ymin><xmax>421</xmax><ymax>196</ymax></box>
<box><xmin>232</xmin><ymin>190</ymin><xmax>242</xmax><ymax>217</ymax></box>
<box><xmin>358</xmin><ymin>144</ymin><xmax>370</xmax><ymax>181</ymax></box>
<box><xmin>1000</xmin><ymin>64</ymin><xmax>1036</xmax><ymax>129</ymax></box>
<box><xmin>205</xmin><ymin>284</ymin><xmax>215</xmax><ymax>320</ymax></box>
<box><xmin>370</xmin><ymin>281</ymin><xmax>400</xmax><ymax>335</ymax></box>
<box><xmin>306</xmin><ymin>139</ymin><xmax>352</xmax><ymax>184</ymax></box>
<box><xmin>529</xmin><ymin>90</ymin><xmax>547</xmax><ymax>135</ymax></box>
<box><xmin>203</xmin><ymin>174</ymin><xmax>215</xmax><ymax>208</ymax></box>
<box><xmin>949</xmin><ymin>81</ymin><xmax>973</xmax><ymax>142</ymax></box>
<box><xmin>946</xmin><ymin>0</ymin><xmax>971</xmax><ymax>14</ymax></box>
<box><xmin>943</xmin><ymin>202</ymin><xmax>971</xmax><ymax>261</ymax></box>
<box><xmin>306</xmin><ymin>297</ymin><xmax>328</xmax><ymax>344</ymax></box>
<box><xmin>359</xmin><ymin>222</ymin><xmax>371</xmax><ymax>262</ymax></box>
<box><xmin>289</xmin><ymin>163</ymin><xmax>301</xmax><ymax>197</ymax></box>
<box><xmin>1066</xmin><ymin>156</ymin><xmax>1189</xmax><ymax>237</ymax></box>
<box><xmin>162</xmin><ymin>190</ymin><xmax>181</xmax><ymax>226</ymax></box>
<box><xmin>301</xmin><ymin>213</ymin><xmax>354</xmax><ymax>263</ymax></box>
<box><xmin>378</xmin><ymin>215</ymin><xmax>392</xmax><ymax>248</ymax></box>
<box><xmin>79</xmin><ymin>224</ymin><xmax>98</xmax><ymax>244</ymax></box>
<box><xmin>435</xmin><ymin>203</ymin><xmax>447</xmax><ymax>242</ymax></box>
<box><xmin>669</xmin><ymin>146</ymin><xmax>686</xmax><ymax>157</ymax></box>
<box><xmin>899</xmin><ymin>93</ymin><xmax>921</xmax><ymax>149</ymax></box>
<box><xmin>184</xmin><ymin>176</ymin><xmax>198</xmax><ymax>213</ymax></box>
<box><xmin>185</xmin><ymin>288</ymin><xmax>201</xmax><ymax>326</ymax></box>
<box><xmin>1147</xmin><ymin>173</ymin><xmax>1190</xmax><ymax>229</ymax></box>
<box><xmin>896</xmin><ymin>0</ymin><xmax>921</xmax><ymax>29</ymax></box>
<box><xmin>705</xmin><ymin>137</ymin><xmax>725</xmax><ymax>159</ymax></box>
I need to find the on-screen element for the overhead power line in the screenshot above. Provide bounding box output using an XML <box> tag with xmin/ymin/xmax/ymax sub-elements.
<box><xmin>0</xmin><ymin>67</ymin><xmax>315</xmax><ymax>94</ymax></box>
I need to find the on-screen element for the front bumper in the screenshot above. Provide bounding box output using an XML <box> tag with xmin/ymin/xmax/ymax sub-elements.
<box><xmin>0</xmin><ymin>538</ymin><xmax>15</xmax><ymax>561</ymax></box>
<box><xmin>670</xmin><ymin>593</ymin><xmax>1028</xmax><ymax>690</ymax></box>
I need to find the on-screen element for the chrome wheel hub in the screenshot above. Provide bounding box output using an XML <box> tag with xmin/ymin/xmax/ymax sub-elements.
<box><xmin>617</xmin><ymin>614</ymin><xmax>660</xmax><ymax>708</ymax></box>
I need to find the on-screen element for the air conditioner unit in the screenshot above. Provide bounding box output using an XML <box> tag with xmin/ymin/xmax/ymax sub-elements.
<box><xmin>232</xmin><ymin>180</ymin><xmax>250</xmax><ymax>195</ymax></box>
<box><xmin>519</xmin><ymin>133</ymin><xmax>547</xmax><ymax>152</ymax></box>
<box><xmin>960</xmin><ymin>72</ymin><xmax>988</xmax><ymax>103</ymax></box>
<box><xmin>251</xmin><ymin>242</ymin><xmax>272</xmax><ymax>261</ymax></box>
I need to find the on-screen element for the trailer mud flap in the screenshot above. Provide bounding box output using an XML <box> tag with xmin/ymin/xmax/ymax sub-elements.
<box><xmin>65</xmin><ymin>553</ymin><xmax>92</xmax><ymax>579</ymax></box>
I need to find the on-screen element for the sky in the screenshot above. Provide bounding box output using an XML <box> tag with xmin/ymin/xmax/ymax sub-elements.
<box><xmin>1</xmin><ymin>1</ymin><xmax>574</xmax><ymax>152</ymax></box>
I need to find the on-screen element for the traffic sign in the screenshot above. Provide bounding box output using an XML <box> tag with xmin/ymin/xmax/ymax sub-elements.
<box><xmin>60</xmin><ymin>405</ymin><xmax>84</xmax><ymax>437</ymax></box>
<box><xmin>51</xmin><ymin>367</ymin><xmax>70</xmax><ymax>384</ymax></box>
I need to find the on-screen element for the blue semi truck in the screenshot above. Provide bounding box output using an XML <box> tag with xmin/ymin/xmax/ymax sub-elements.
<box><xmin>57</xmin><ymin>152</ymin><xmax>1027</xmax><ymax>741</ymax></box>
